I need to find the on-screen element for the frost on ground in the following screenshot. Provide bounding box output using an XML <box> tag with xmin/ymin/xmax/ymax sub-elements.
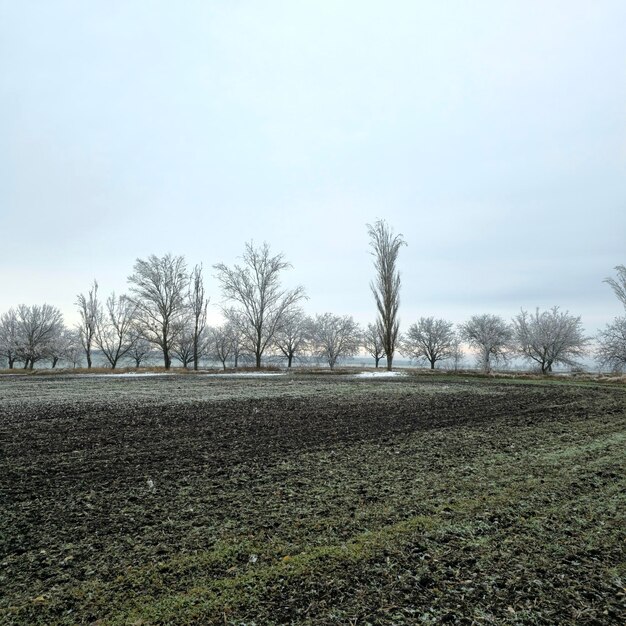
<box><xmin>202</xmin><ymin>372</ymin><xmax>286</xmax><ymax>377</ymax></box>
<box><xmin>353</xmin><ymin>371</ymin><xmax>407</xmax><ymax>378</ymax></box>
<box><xmin>80</xmin><ymin>372</ymin><xmax>174</xmax><ymax>378</ymax></box>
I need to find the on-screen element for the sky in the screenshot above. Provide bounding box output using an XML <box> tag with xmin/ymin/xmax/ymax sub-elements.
<box><xmin>1</xmin><ymin>1</ymin><xmax>625</xmax><ymax>336</ymax></box>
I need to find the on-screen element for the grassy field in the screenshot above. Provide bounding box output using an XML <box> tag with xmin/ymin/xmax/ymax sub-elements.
<box><xmin>1</xmin><ymin>372</ymin><xmax>625</xmax><ymax>624</ymax></box>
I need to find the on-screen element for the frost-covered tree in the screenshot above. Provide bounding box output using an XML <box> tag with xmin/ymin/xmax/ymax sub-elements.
<box><xmin>596</xmin><ymin>317</ymin><xmax>626</xmax><ymax>372</ymax></box>
<box><xmin>63</xmin><ymin>330</ymin><xmax>83</xmax><ymax>368</ymax></box>
<box><xmin>127</xmin><ymin>335</ymin><xmax>152</xmax><ymax>368</ymax></box>
<box><xmin>273</xmin><ymin>308</ymin><xmax>310</xmax><ymax>368</ymax></box>
<box><xmin>95</xmin><ymin>293</ymin><xmax>137</xmax><ymax>369</ymax></box>
<box><xmin>15</xmin><ymin>304</ymin><xmax>65</xmax><ymax>369</ymax></box>
<box><xmin>460</xmin><ymin>314</ymin><xmax>512</xmax><ymax>373</ymax></box>
<box><xmin>48</xmin><ymin>328</ymin><xmax>76</xmax><ymax>368</ymax></box>
<box><xmin>596</xmin><ymin>266</ymin><xmax>626</xmax><ymax>372</ymax></box>
<box><xmin>449</xmin><ymin>337</ymin><xmax>465</xmax><ymax>371</ymax></box>
<box><xmin>0</xmin><ymin>309</ymin><xmax>20</xmax><ymax>369</ymax></box>
<box><xmin>513</xmin><ymin>307</ymin><xmax>589</xmax><ymax>374</ymax></box>
<box><xmin>214</xmin><ymin>242</ymin><xmax>306</xmax><ymax>368</ymax></box>
<box><xmin>362</xmin><ymin>323</ymin><xmax>385</xmax><ymax>368</ymax></box>
<box><xmin>171</xmin><ymin>320</ymin><xmax>198</xmax><ymax>368</ymax></box>
<box><xmin>404</xmin><ymin>317</ymin><xmax>456</xmax><ymax>370</ymax></box>
<box><xmin>309</xmin><ymin>313</ymin><xmax>361</xmax><ymax>370</ymax></box>
<box><xmin>367</xmin><ymin>220</ymin><xmax>406</xmax><ymax>371</ymax></box>
<box><xmin>76</xmin><ymin>280</ymin><xmax>100</xmax><ymax>368</ymax></box>
<box><xmin>604</xmin><ymin>265</ymin><xmax>626</xmax><ymax>309</ymax></box>
<box><xmin>127</xmin><ymin>254</ymin><xmax>188</xmax><ymax>369</ymax></box>
<box><xmin>207</xmin><ymin>324</ymin><xmax>238</xmax><ymax>370</ymax></box>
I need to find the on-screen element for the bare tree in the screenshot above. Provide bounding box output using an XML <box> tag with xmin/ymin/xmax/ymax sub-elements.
<box><xmin>48</xmin><ymin>328</ymin><xmax>76</xmax><ymax>369</ymax></box>
<box><xmin>15</xmin><ymin>304</ymin><xmax>65</xmax><ymax>369</ymax></box>
<box><xmin>309</xmin><ymin>313</ymin><xmax>361</xmax><ymax>369</ymax></box>
<box><xmin>208</xmin><ymin>324</ymin><xmax>236</xmax><ymax>370</ymax></box>
<box><xmin>596</xmin><ymin>317</ymin><xmax>626</xmax><ymax>372</ymax></box>
<box><xmin>604</xmin><ymin>265</ymin><xmax>626</xmax><ymax>309</ymax></box>
<box><xmin>596</xmin><ymin>266</ymin><xmax>626</xmax><ymax>372</ymax></box>
<box><xmin>513</xmin><ymin>307</ymin><xmax>589</xmax><ymax>374</ymax></box>
<box><xmin>0</xmin><ymin>309</ymin><xmax>20</xmax><ymax>369</ymax></box>
<box><xmin>127</xmin><ymin>254</ymin><xmax>188</xmax><ymax>369</ymax></box>
<box><xmin>273</xmin><ymin>308</ymin><xmax>310</xmax><ymax>368</ymax></box>
<box><xmin>404</xmin><ymin>317</ymin><xmax>456</xmax><ymax>369</ymax></box>
<box><xmin>460</xmin><ymin>314</ymin><xmax>512</xmax><ymax>373</ymax></box>
<box><xmin>367</xmin><ymin>220</ymin><xmax>406</xmax><ymax>371</ymax></box>
<box><xmin>76</xmin><ymin>280</ymin><xmax>100</xmax><ymax>368</ymax></box>
<box><xmin>63</xmin><ymin>330</ymin><xmax>83</xmax><ymax>368</ymax></box>
<box><xmin>214</xmin><ymin>242</ymin><xmax>306</xmax><ymax>368</ymax></box>
<box><xmin>188</xmin><ymin>264</ymin><xmax>209</xmax><ymax>370</ymax></box>
<box><xmin>171</xmin><ymin>320</ymin><xmax>197</xmax><ymax>368</ymax></box>
<box><xmin>449</xmin><ymin>337</ymin><xmax>465</xmax><ymax>371</ymax></box>
<box><xmin>362</xmin><ymin>322</ymin><xmax>385</xmax><ymax>368</ymax></box>
<box><xmin>127</xmin><ymin>335</ymin><xmax>152</xmax><ymax>368</ymax></box>
<box><xmin>95</xmin><ymin>293</ymin><xmax>137</xmax><ymax>369</ymax></box>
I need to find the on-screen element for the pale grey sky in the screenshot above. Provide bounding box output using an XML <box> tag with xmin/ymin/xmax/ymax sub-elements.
<box><xmin>1</xmin><ymin>1</ymin><xmax>625</xmax><ymax>334</ymax></box>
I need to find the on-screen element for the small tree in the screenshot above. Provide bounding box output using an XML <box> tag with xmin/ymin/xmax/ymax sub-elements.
<box><xmin>208</xmin><ymin>324</ymin><xmax>237</xmax><ymax>370</ymax></box>
<box><xmin>367</xmin><ymin>220</ymin><xmax>406</xmax><ymax>371</ymax></box>
<box><xmin>76</xmin><ymin>280</ymin><xmax>100</xmax><ymax>368</ymax></box>
<box><xmin>95</xmin><ymin>293</ymin><xmax>137</xmax><ymax>369</ymax></box>
<box><xmin>404</xmin><ymin>317</ymin><xmax>456</xmax><ymax>370</ymax></box>
<box><xmin>362</xmin><ymin>323</ymin><xmax>385</xmax><ymax>368</ymax></box>
<box><xmin>214</xmin><ymin>242</ymin><xmax>306</xmax><ymax>368</ymax></box>
<box><xmin>596</xmin><ymin>317</ymin><xmax>626</xmax><ymax>372</ymax></box>
<box><xmin>0</xmin><ymin>309</ymin><xmax>20</xmax><ymax>369</ymax></box>
<box><xmin>127</xmin><ymin>335</ymin><xmax>152</xmax><ymax>368</ymax></box>
<box><xmin>513</xmin><ymin>307</ymin><xmax>589</xmax><ymax>374</ymax></box>
<box><xmin>48</xmin><ymin>328</ymin><xmax>76</xmax><ymax>368</ymax></box>
<box><xmin>273</xmin><ymin>308</ymin><xmax>310</xmax><ymax>368</ymax></box>
<box><xmin>449</xmin><ymin>337</ymin><xmax>465</xmax><ymax>371</ymax></box>
<box><xmin>171</xmin><ymin>320</ymin><xmax>197</xmax><ymax>368</ymax></box>
<box><xmin>460</xmin><ymin>314</ymin><xmax>512</xmax><ymax>373</ymax></box>
<box><xmin>127</xmin><ymin>254</ymin><xmax>189</xmax><ymax>369</ymax></box>
<box><xmin>309</xmin><ymin>313</ymin><xmax>361</xmax><ymax>369</ymax></box>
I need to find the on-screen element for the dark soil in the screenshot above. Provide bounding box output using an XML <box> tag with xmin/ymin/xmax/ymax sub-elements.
<box><xmin>1</xmin><ymin>374</ymin><xmax>625</xmax><ymax>624</ymax></box>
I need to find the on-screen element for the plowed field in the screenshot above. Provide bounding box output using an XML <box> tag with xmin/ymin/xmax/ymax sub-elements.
<box><xmin>1</xmin><ymin>374</ymin><xmax>625</xmax><ymax>624</ymax></box>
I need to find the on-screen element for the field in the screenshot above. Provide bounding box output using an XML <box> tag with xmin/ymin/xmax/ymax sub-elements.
<box><xmin>1</xmin><ymin>372</ymin><xmax>625</xmax><ymax>625</ymax></box>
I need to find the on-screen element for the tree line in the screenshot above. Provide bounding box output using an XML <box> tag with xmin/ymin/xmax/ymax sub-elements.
<box><xmin>1</xmin><ymin>222</ymin><xmax>625</xmax><ymax>374</ymax></box>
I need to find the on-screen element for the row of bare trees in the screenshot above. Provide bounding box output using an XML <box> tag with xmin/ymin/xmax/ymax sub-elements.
<box><xmin>1</xmin><ymin>227</ymin><xmax>625</xmax><ymax>372</ymax></box>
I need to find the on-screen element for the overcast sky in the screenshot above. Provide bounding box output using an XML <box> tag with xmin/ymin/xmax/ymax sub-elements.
<box><xmin>1</xmin><ymin>1</ymin><xmax>625</xmax><ymax>335</ymax></box>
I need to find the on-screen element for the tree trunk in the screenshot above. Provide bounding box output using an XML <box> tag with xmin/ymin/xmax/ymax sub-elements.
<box><xmin>375</xmin><ymin>356</ymin><xmax>380</xmax><ymax>368</ymax></box>
<box><xmin>86</xmin><ymin>350</ymin><xmax>92</xmax><ymax>369</ymax></box>
<box><xmin>287</xmin><ymin>354</ymin><xmax>293</xmax><ymax>368</ymax></box>
<box><xmin>430</xmin><ymin>359</ymin><xmax>435</xmax><ymax>370</ymax></box>
<box><xmin>52</xmin><ymin>357</ymin><xmax>59</xmax><ymax>368</ymax></box>
<box><xmin>256</xmin><ymin>351</ymin><xmax>262</xmax><ymax>369</ymax></box>
<box><xmin>386</xmin><ymin>354</ymin><xmax>393</xmax><ymax>371</ymax></box>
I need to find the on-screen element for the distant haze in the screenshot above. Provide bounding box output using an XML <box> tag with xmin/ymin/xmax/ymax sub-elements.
<box><xmin>1</xmin><ymin>1</ymin><xmax>625</xmax><ymax>335</ymax></box>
